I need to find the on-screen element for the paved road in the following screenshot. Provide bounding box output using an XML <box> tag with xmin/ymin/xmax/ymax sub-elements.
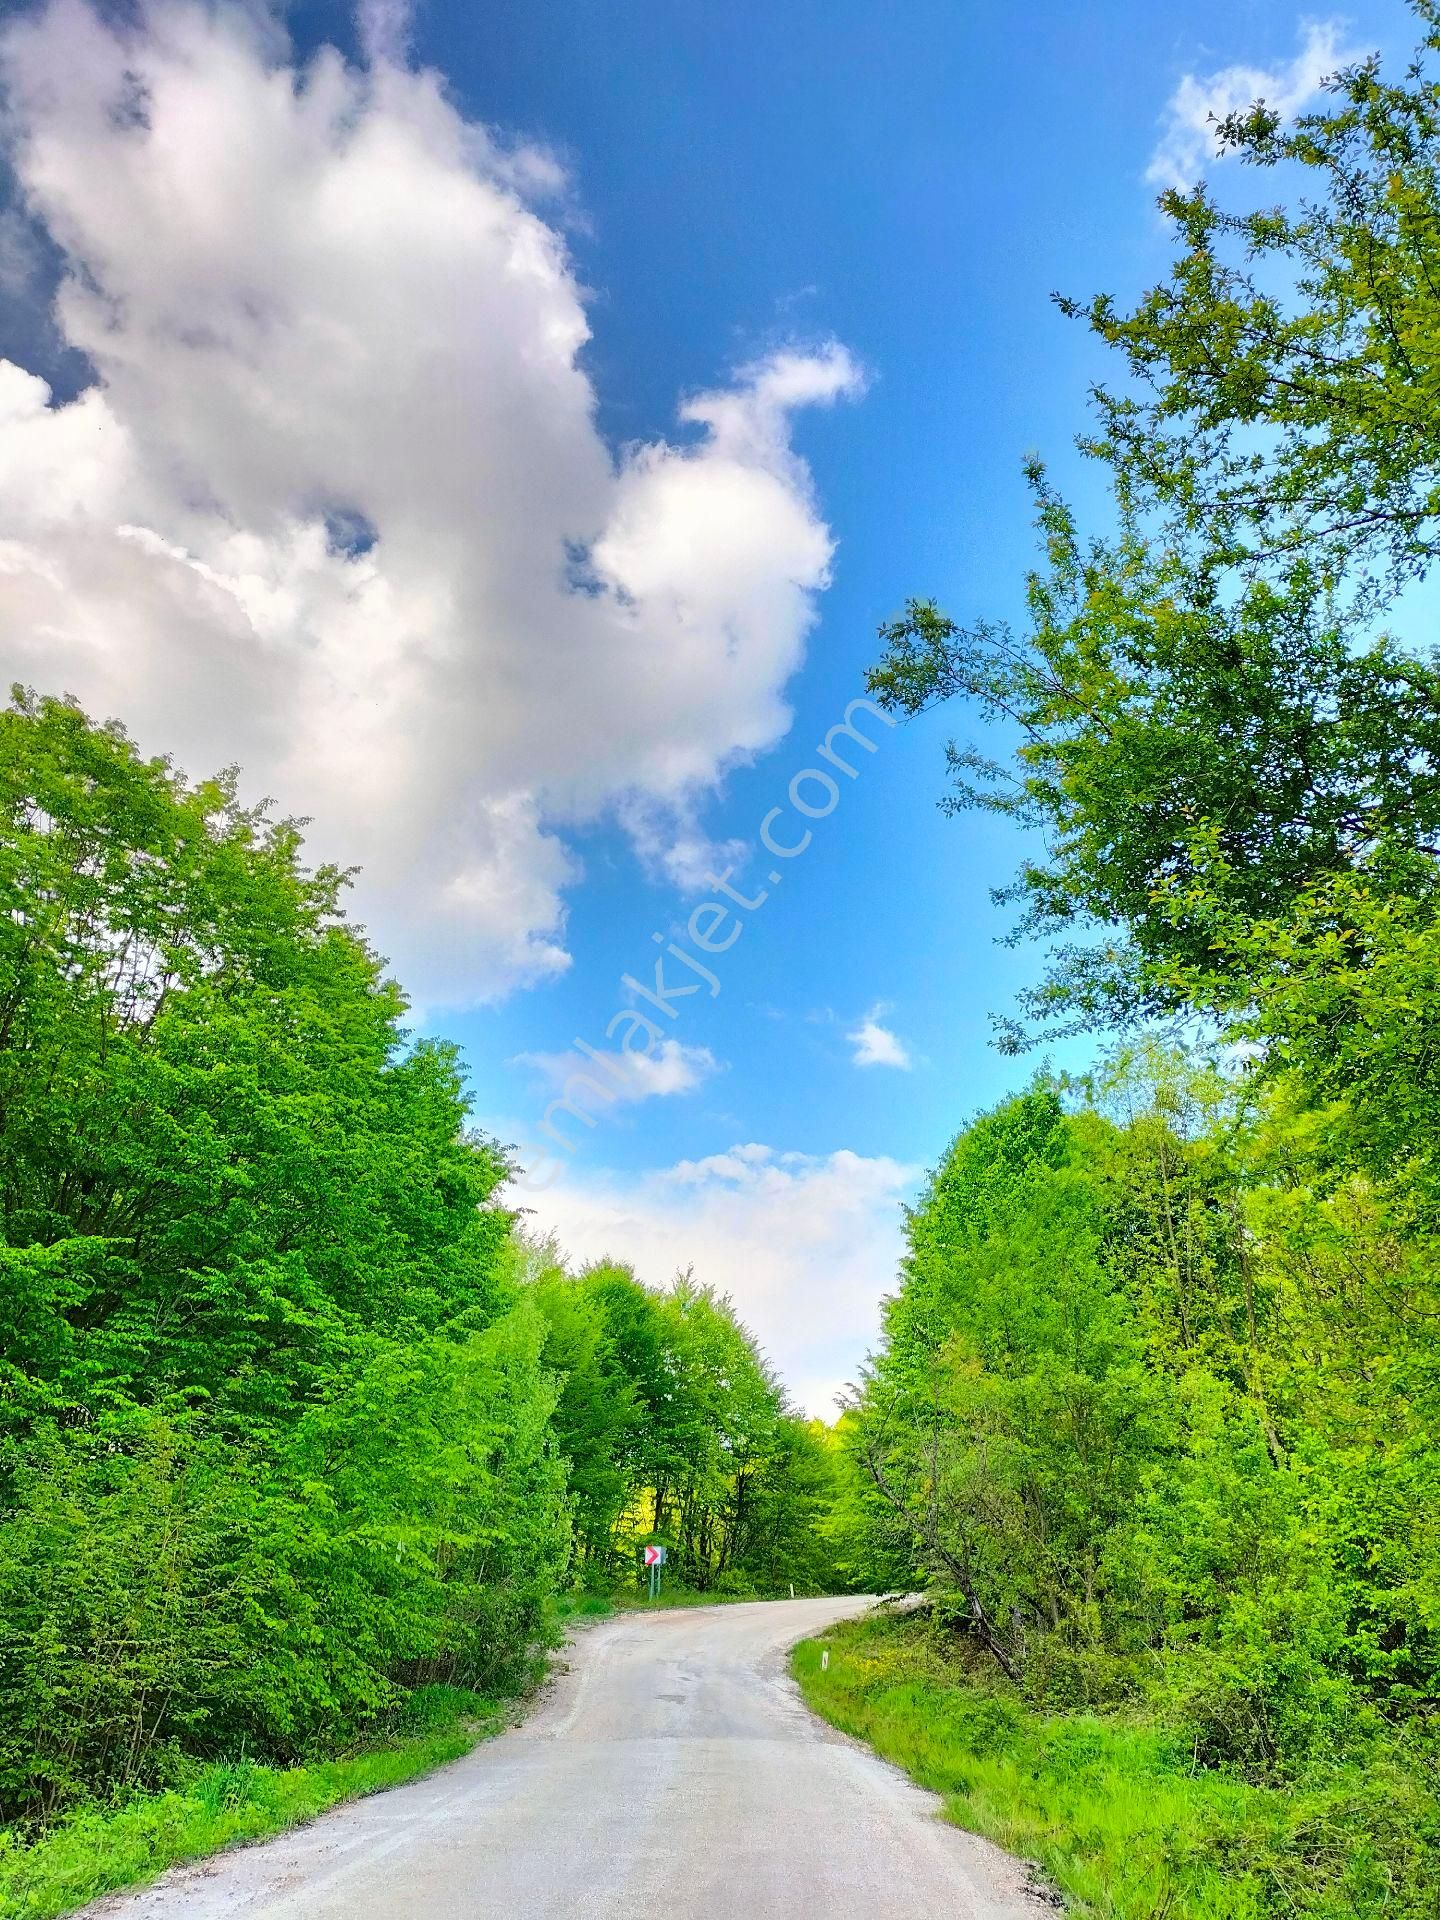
<box><xmin>86</xmin><ymin>1597</ymin><xmax>1040</xmax><ymax>1920</ymax></box>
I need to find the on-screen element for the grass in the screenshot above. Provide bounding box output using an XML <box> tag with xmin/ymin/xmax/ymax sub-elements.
<box><xmin>792</xmin><ymin>1612</ymin><xmax>1440</xmax><ymax>1919</ymax></box>
<box><xmin>0</xmin><ymin>1684</ymin><xmax>520</xmax><ymax>1920</ymax></box>
<box><xmin>0</xmin><ymin>1587</ymin><xmax>766</xmax><ymax>1919</ymax></box>
<box><xmin>549</xmin><ymin>1582</ymin><xmax>758</xmax><ymax>1617</ymax></box>
<box><xmin>549</xmin><ymin>1589</ymin><xmax>617</xmax><ymax>1624</ymax></box>
<box><xmin>610</xmin><ymin>1581</ymin><xmax>769</xmax><ymax>1611</ymax></box>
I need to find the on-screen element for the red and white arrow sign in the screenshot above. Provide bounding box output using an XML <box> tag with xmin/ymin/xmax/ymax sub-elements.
<box><xmin>643</xmin><ymin>1545</ymin><xmax>663</xmax><ymax>1567</ymax></box>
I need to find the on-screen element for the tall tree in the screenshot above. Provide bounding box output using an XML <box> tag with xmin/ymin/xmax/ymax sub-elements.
<box><xmin>1066</xmin><ymin>4</ymin><xmax>1440</xmax><ymax>592</ymax></box>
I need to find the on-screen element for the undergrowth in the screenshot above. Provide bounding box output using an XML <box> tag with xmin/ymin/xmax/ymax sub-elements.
<box><xmin>793</xmin><ymin>1611</ymin><xmax>1440</xmax><ymax>1919</ymax></box>
<box><xmin>0</xmin><ymin>1684</ymin><xmax>518</xmax><ymax>1920</ymax></box>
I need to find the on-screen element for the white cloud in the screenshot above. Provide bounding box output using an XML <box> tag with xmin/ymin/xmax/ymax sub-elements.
<box><xmin>612</xmin><ymin>790</ymin><xmax>749</xmax><ymax>894</ymax></box>
<box><xmin>513</xmin><ymin>1037</ymin><xmax>719</xmax><ymax>1105</ymax></box>
<box><xmin>847</xmin><ymin>1005</ymin><xmax>912</xmax><ymax>1070</ymax></box>
<box><xmin>0</xmin><ymin>0</ymin><xmax>862</xmax><ymax>1006</ymax></box>
<box><xmin>356</xmin><ymin>0</ymin><xmax>412</xmax><ymax>68</ymax></box>
<box><xmin>1147</xmin><ymin>20</ymin><xmax>1354</xmax><ymax>192</ymax></box>
<box><xmin>523</xmin><ymin>1143</ymin><xmax>918</xmax><ymax>1417</ymax></box>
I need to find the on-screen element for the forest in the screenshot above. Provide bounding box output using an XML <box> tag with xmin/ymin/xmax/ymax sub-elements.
<box><xmin>0</xmin><ymin>689</ymin><xmax>839</xmax><ymax>1855</ymax></box>
<box><xmin>814</xmin><ymin>11</ymin><xmax>1440</xmax><ymax>1914</ymax></box>
<box><xmin>5</xmin><ymin>8</ymin><xmax>1440</xmax><ymax>1917</ymax></box>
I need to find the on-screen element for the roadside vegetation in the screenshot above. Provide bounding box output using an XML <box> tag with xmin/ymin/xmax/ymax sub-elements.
<box><xmin>809</xmin><ymin>8</ymin><xmax>1440</xmax><ymax>1914</ymax></box>
<box><xmin>0</xmin><ymin>692</ymin><xmax>841</xmax><ymax>1908</ymax></box>
<box><xmin>796</xmin><ymin>1613</ymin><xmax>1438</xmax><ymax>1919</ymax></box>
<box><xmin>8</xmin><ymin>9</ymin><xmax>1440</xmax><ymax>1920</ymax></box>
<box><xmin>0</xmin><ymin>1685</ymin><xmax>515</xmax><ymax>1920</ymax></box>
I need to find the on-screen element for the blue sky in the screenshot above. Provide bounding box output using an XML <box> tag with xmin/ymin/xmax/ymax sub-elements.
<box><xmin>410</xmin><ymin>0</ymin><xmax>1410</xmax><ymax>1403</ymax></box>
<box><xmin>399</xmin><ymin>0</ymin><xmax>1409</xmax><ymax>1156</ymax></box>
<box><xmin>0</xmin><ymin>0</ymin><xmax>1416</xmax><ymax>1408</ymax></box>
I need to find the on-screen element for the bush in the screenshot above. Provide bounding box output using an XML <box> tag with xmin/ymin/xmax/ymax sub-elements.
<box><xmin>796</xmin><ymin>1613</ymin><xmax>1440</xmax><ymax>1919</ymax></box>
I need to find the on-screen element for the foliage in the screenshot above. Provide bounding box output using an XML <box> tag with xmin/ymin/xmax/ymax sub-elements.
<box><xmin>839</xmin><ymin>1058</ymin><xmax>1440</xmax><ymax>1764</ymax></box>
<box><xmin>867</xmin><ymin>8</ymin><xmax>1440</xmax><ymax>1093</ymax></box>
<box><xmin>857</xmin><ymin>32</ymin><xmax>1440</xmax><ymax>1886</ymax></box>
<box><xmin>796</xmin><ymin>1612</ymin><xmax>1440</xmax><ymax>1920</ymax></box>
<box><xmin>527</xmin><ymin>1251</ymin><xmax>845</xmax><ymax>1595</ymax></box>
<box><xmin>0</xmin><ymin>1687</ymin><xmax>512</xmax><ymax>1920</ymax></box>
<box><xmin>0</xmin><ymin>689</ymin><xmax>840</xmax><ymax>1867</ymax></box>
<box><xmin>866</xmin><ymin>496</ymin><xmax>1440</xmax><ymax>1055</ymax></box>
<box><xmin>0</xmin><ymin>689</ymin><xmax>516</xmax><ymax>1440</ymax></box>
<box><xmin>1062</xmin><ymin>3</ymin><xmax>1440</xmax><ymax>592</ymax></box>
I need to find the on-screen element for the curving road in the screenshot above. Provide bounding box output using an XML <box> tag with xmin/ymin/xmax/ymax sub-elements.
<box><xmin>85</xmin><ymin>1597</ymin><xmax>1040</xmax><ymax>1920</ymax></box>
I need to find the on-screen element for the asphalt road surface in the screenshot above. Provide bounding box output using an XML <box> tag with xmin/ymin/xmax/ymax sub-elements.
<box><xmin>85</xmin><ymin>1596</ymin><xmax>1041</xmax><ymax>1920</ymax></box>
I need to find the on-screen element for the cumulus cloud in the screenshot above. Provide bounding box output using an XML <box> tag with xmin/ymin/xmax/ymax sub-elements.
<box><xmin>525</xmin><ymin>1143</ymin><xmax>918</xmax><ymax>1416</ymax></box>
<box><xmin>356</xmin><ymin>0</ymin><xmax>412</xmax><ymax>68</ymax></box>
<box><xmin>513</xmin><ymin>1038</ymin><xmax>720</xmax><ymax>1105</ymax></box>
<box><xmin>0</xmin><ymin>0</ymin><xmax>862</xmax><ymax>1005</ymax></box>
<box><xmin>1147</xmin><ymin>20</ymin><xmax>1353</xmax><ymax>191</ymax></box>
<box><xmin>847</xmin><ymin>1005</ymin><xmax>913</xmax><ymax>1070</ymax></box>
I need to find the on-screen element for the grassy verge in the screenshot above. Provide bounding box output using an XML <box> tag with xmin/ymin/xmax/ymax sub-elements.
<box><xmin>793</xmin><ymin>1611</ymin><xmax>1440</xmax><ymax>1919</ymax></box>
<box><xmin>609</xmin><ymin>1582</ymin><xmax>776</xmax><ymax>1611</ymax></box>
<box><xmin>549</xmin><ymin>1589</ymin><xmax>617</xmax><ymax>1625</ymax></box>
<box><xmin>0</xmin><ymin>1684</ymin><xmax>521</xmax><ymax>1920</ymax></box>
<box><xmin>0</xmin><ymin>1586</ymin><xmax>750</xmax><ymax>1920</ymax></box>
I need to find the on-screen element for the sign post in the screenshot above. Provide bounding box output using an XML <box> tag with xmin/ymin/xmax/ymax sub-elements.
<box><xmin>643</xmin><ymin>1542</ymin><xmax>666</xmax><ymax>1599</ymax></box>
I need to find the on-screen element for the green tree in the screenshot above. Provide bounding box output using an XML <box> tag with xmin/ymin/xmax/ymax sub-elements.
<box><xmin>846</xmin><ymin>1064</ymin><xmax>1440</xmax><ymax>1750</ymax></box>
<box><xmin>1064</xmin><ymin>4</ymin><xmax>1440</xmax><ymax>591</ymax></box>
<box><xmin>868</xmin><ymin>492</ymin><xmax>1440</xmax><ymax>1054</ymax></box>
<box><xmin>0</xmin><ymin>691</ymin><xmax>553</xmax><ymax>1821</ymax></box>
<box><xmin>0</xmin><ymin>689</ymin><xmax>514</xmax><ymax>1446</ymax></box>
<box><xmin>530</xmin><ymin>1255</ymin><xmax>640</xmax><ymax>1578</ymax></box>
<box><xmin>867</xmin><ymin>14</ymin><xmax>1440</xmax><ymax>1203</ymax></box>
